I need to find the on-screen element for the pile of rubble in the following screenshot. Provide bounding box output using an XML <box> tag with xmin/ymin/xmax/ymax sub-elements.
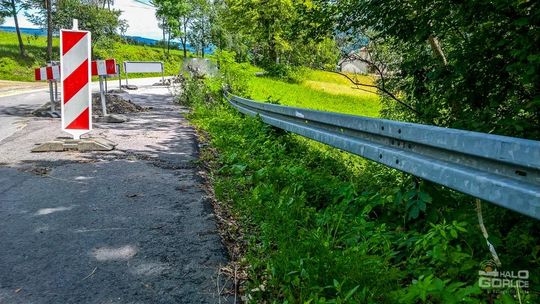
<box><xmin>32</xmin><ymin>92</ymin><xmax>146</xmax><ymax>121</ymax></box>
<box><xmin>92</xmin><ymin>92</ymin><xmax>146</xmax><ymax>116</ymax></box>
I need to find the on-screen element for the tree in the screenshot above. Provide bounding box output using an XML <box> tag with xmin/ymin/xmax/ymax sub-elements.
<box><xmin>188</xmin><ymin>0</ymin><xmax>211</xmax><ymax>57</ymax></box>
<box><xmin>26</xmin><ymin>0</ymin><xmax>127</xmax><ymax>59</ymax></box>
<box><xmin>24</xmin><ymin>0</ymin><xmax>54</xmax><ymax>60</ymax></box>
<box><xmin>157</xmin><ymin>16</ymin><xmax>172</xmax><ymax>54</ymax></box>
<box><xmin>306</xmin><ymin>0</ymin><xmax>540</xmax><ymax>140</ymax></box>
<box><xmin>0</xmin><ymin>0</ymin><xmax>28</xmax><ymax>57</ymax></box>
<box><xmin>218</xmin><ymin>0</ymin><xmax>339</xmax><ymax>68</ymax></box>
<box><xmin>153</xmin><ymin>0</ymin><xmax>195</xmax><ymax>58</ymax></box>
<box><xmin>54</xmin><ymin>0</ymin><xmax>126</xmax><ymax>47</ymax></box>
<box><xmin>223</xmin><ymin>0</ymin><xmax>296</xmax><ymax>64</ymax></box>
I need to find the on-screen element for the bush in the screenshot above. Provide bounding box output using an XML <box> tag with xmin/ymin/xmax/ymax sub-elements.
<box><xmin>265</xmin><ymin>63</ymin><xmax>306</xmax><ymax>84</ymax></box>
<box><xmin>216</xmin><ymin>50</ymin><xmax>251</xmax><ymax>95</ymax></box>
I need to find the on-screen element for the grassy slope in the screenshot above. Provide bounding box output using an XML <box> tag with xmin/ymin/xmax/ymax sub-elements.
<box><xmin>187</xmin><ymin>70</ymin><xmax>491</xmax><ymax>302</ymax></box>
<box><xmin>189</xmin><ymin>71</ymin><xmax>401</xmax><ymax>301</ymax></box>
<box><xmin>0</xmin><ymin>31</ymin><xmax>188</xmax><ymax>81</ymax></box>
<box><xmin>246</xmin><ymin>69</ymin><xmax>381</xmax><ymax>117</ymax></box>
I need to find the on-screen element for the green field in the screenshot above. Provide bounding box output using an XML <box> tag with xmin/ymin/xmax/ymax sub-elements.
<box><xmin>0</xmin><ymin>31</ymin><xmax>188</xmax><ymax>81</ymax></box>
<box><xmin>246</xmin><ymin>69</ymin><xmax>381</xmax><ymax>117</ymax></box>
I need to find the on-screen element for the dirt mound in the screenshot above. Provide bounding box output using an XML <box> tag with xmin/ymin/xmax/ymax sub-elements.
<box><xmin>92</xmin><ymin>93</ymin><xmax>146</xmax><ymax>116</ymax></box>
<box><xmin>31</xmin><ymin>92</ymin><xmax>146</xmax><ymax>117</ymax></box>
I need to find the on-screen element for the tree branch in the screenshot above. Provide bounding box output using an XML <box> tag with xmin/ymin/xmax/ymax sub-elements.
<box><xmin>428</xmin><ymin>35</ymin><xmax>448</xmax><ymax>65</ymax></box>
<box><xmin>332</xmin><ymin>52</ymin><xmax>419</xmax><ymax>115</ymax></box>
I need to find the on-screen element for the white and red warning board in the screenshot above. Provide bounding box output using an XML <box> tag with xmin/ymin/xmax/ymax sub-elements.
<box><xmin>34</xmin><ymin>66</ymin><xmax>60</xmax><ymax>81</ymax></box>
<box><xmin>91</xmin><ymin>59</ymin><xmax>117</xmax><ymax>76</ymax></box>
<box><xmin>60</xmin><ymin>29</ymin><xmax>92</xmax><ymax>139</ymax></box>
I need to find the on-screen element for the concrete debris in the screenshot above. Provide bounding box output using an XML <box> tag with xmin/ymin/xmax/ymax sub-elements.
<box><xmin>121</xmin><ymin>84</ymin><xmax>138</xmax><ymax>90</ymax></box>
<box><xmin>93</xmin><ymin>114</ymin><xmax>129</xmax><ymax>123</ymax></box>
<box><xmin>31</xmin><ymin>137</ymin><xmax>117</xmax><ymax>153</ymax></box>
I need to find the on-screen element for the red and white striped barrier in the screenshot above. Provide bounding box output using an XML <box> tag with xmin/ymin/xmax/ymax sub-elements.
<box><xmin>34</xmin><ymin>66</ymin><xmax>60</xmax><ymax>81</ymax></box>
<box><xmin>91</xmin><ymin>59</ymin><xmax>117</xmax><ymax>76</ymax></box>
<box><xmin>60</xmin><ymin>29</ymin><xmax>92</xmax><ymax>139</ymax></box>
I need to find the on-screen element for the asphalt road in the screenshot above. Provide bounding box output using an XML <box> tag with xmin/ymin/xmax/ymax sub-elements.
<box><xmin>0</xmin><ymin>77</ymin><xmax>166</xmax><ymax>143</ymax></box>
<box><xmin>0</xmin><ymin>83</ymin><xmax>232</xmax><ymax>303</ymax></box>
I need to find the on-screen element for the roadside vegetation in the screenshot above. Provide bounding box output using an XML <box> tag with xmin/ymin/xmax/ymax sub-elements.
<box><xmin>176</xmin><ymin>52</ymin><xmax>539</xmax><ymax>303</ymax></box>
<box><xmin>163</xmin><ymin>0</ymin><xmax>539</xmax><ymax>301</ymax></box>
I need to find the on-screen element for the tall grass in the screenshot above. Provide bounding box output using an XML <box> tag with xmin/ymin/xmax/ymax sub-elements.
<box><xmin>246</xmin><ymin>69</ymin><xmax>381</xmax><ymax>117</ymax></box>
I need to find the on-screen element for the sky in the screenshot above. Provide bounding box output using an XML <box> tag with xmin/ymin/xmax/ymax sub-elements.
<box><xmin>1</xmin><ymin>0</ymin><xmax>163</xmax><ymax>40</ymax></box>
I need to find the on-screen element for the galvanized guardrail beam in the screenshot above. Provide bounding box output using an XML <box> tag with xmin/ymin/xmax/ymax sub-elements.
<box><xmin>225</xmin><ymin>93</ymin><xmax>540</xmax><ymax>220</ymax></box>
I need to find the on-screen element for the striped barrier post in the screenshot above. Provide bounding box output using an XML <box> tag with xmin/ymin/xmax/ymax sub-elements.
<box><xmin>34</xmin><ymin>65</ymin><xmax>60</xmax><ymax>113</ymax></box>
<box><xmin>91</xmin><ymin>59</ymin><xmax>117</xmax><ymax>76</ymax></box>
<box><xmin>34</xmin><ymin>65</ymin><xmax>60</xmax><ymax>82</ymax></box>
<box><xmin>60</xmin><ymin>28</ymin><xmax>92</xmax><ymax>140</ymax></box>
<box><xmin>91</xmin><ymin>59</ymin><xmax>117</xmax><ymax>116</ymax></box>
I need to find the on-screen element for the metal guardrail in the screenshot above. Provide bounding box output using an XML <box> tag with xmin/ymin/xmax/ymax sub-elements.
<box><xmin>225</xmin><ymin>93</ymin><xmax>540</xmax><ymax>220</ymax></box>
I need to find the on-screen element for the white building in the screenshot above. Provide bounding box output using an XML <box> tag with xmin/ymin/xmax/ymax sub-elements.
<box><xmin>338</xmin><ymin>47</ymin><xmax>371</xmax><ymax>74</ymax></box>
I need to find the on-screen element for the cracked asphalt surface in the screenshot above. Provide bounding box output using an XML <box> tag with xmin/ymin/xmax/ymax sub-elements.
<box><xmin>0</xmin><ymin>85</ymin><xmax>232</xmax><ymax>303</ymax></box>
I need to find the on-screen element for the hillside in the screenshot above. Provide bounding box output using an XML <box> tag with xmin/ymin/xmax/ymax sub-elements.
<box><xmin>247</xmin><ymin>69</ymin><xmax>380</xmax><ymax>118</ymax></box>
<box><xmin>0</xmin><ymin>31</ymin><xmax>189</xmax><ymax>82</ymax></box>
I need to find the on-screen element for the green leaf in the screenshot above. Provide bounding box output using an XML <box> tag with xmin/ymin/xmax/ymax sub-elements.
<box><xmin>408</xmin><ymin>206</ymin><xmax>420</xmax><ymax>219</ymax></box>
<box><xmin>418</xmin><ymin>191</ymin><xmax>432</xmax><ymax>203</ymax></box>
<box><xmin>344</xmin><ymin>285</ymin><xmax>360</xmax><ymax>300</ymax></box>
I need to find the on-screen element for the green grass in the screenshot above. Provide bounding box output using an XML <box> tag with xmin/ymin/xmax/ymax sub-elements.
<box><xmin>0</xmin><ymin>31</ymin><xmax>54</xmax><ymax>81</ymax></box>
<box><xmin>246</xmin><ymin>69</ymin><xmax>381</xmax><ymax>117</ymax></box>
<box><xmin>190</xmin><ymin>102</ymin><xmax>405</xmax><ymax>303</ymax></box>
<box><xmin>0</xmin><ymin>31</ymin><xmax>190</xmax><ymax>81</ymax></box>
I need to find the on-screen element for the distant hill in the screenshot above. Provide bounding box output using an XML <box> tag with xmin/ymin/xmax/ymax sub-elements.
<box><xmin>0</xmin><ymin>25</ymin><xmax>160</xmax><ymax>45</ymax></box>
<box><xmin>0</xmin><ymin>26</ymin><xmax>47</xmax><ymax>36</ymax></box>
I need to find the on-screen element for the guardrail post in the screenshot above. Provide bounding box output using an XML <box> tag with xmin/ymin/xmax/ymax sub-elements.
<box><xmin>99</xmin><ymin>76</ymin><xmax>107</xmax><ymax>116</ymax></box>
<box><xmin>116</xmin><ymin>63</ymin><xmax>121</xmax><ymax>89</ymax></box>
<box><xmin>54</xmin><ymin>80</ymin><xmax>58</xmax><ymax>104</ymax></box>
<box><xmin>161</xmin><ymin>62</ymin><xmax>165</xmax><ymax>84</ymax></box>
<box><xmin>123</xmin><ymin>62</ymin><xmax>129</xmax><ymax>86</ymax></box>
<box><xmin>48</xmin><ymin>80</ymin><xmax>55</xmax><ymax>112</ymax></box>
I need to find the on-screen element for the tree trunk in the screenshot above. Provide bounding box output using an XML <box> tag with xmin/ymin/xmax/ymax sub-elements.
<box><xmin>201</xmin><ymin>25</ymin><xmax>205</xmax><ymax>58</ymax></box>
<box><xmin>181</xmin><ymin>39</ymin><xmax>187</xmax><ymax>58</ymax></box>
<box><xmin>46</xmin><ymin>0</ymin><xmax>53</xmax><ymax>61</ymax></box>
<box><xmin>428</xmin><ymin>35</ymin><xmax>448</xmax><ymax>66</ymax></box>
<box><xmin>166</xmin><ymin>29</ymin><xmax>170</xmax><ymax>54</ymax></box>
<box><xmin>161</xmin><ymin>18</ymin><xmax>167</xmax><ymax>53</ymax></box>
<box><xmin>10</xmin><ymin>0</ymin><xmax>25</xmax><ymax>57</ymax></box>
<box><xmin>182</xmin><ymin>21</ymin><xmax>188</xmax><ymax>58</ymax></box>
<box><xmin>269</xmin><ymin>40</ymin><xmax>278</xmax><ymax>64</ymax></box>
